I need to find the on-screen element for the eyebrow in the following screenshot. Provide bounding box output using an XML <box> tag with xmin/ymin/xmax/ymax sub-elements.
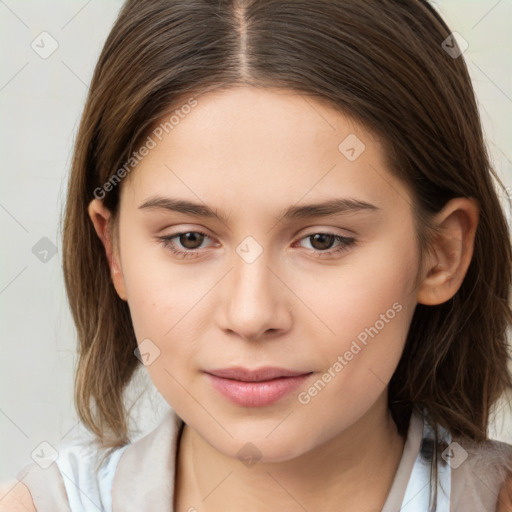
<box><xmin>138</xmin><ymin>196</ymin><xmax>379</xmax><ymax>223</ymax></box>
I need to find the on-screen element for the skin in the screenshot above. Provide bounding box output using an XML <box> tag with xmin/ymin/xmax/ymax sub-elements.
<box><xmin>0</xmin><ymin>481</ymin><xmax>34</xmax><ymax>511</ymax></box>
<box><xmin>86</xmin><ymin>86</ymin><xmax>479</xmax><ymax>512</ymax></box>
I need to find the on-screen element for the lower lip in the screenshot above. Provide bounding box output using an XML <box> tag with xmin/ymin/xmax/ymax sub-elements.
<box><xmin>205</xmin><ymin>373</ymin><xmax>312</xmax><ymax>407</ymax></box>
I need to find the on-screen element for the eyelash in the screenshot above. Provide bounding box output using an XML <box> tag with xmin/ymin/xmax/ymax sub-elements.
<box><xmin>157</xmin><ymin>231</ymin><xmax>356</xmax><ymax>260</ymax></box>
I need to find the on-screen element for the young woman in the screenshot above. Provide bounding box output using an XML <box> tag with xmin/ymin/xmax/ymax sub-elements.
<box><xmin>2</xmin><ymin>0</ymin><xmax>512</xmax><ymax>510</ymax></box>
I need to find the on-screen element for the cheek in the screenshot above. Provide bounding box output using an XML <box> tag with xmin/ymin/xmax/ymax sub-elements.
<box><xmin>123</xmin><ymin>262</ymin><xmax>207</xmax><ymax>368</ymax></box>
<box><xmin>121</xmin><ymin>254</ymin><xmax>207</xmax><ymax>412</ymax></box>
<box><xmin>116</xmin><ymin>231</ymin><xmax>197</xmax><ymax>372</ymax></box>
<box><xmin>119</xmin><ymin>225</ymin><xmax>200</xmax><ymax>335</ymax></box>
<box><xmin>292</xmin><ymin>230</ymin><xmax>419</xmax><ymax>408</ymax></box>
<box><xmin>295</xmin><ymin>225</ymin><xmax>419</xmax><ymax>346</ymax></box>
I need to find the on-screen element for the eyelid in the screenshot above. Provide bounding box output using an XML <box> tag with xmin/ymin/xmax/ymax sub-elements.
<box><xmin>296</xmin><ymin>225</ymin><xmax>357</xmax><ymax>238</ymax></box>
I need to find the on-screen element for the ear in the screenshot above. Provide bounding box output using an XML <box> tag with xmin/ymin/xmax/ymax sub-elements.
<box><xmin>87</xmin><ymin>199</ymin><xmax>127</xmax><ymax>301</ymax></box>
<box><xmin>417</xmin><ymin>197</ymin><xmax>479</xmax><ymax>306</ymax></box>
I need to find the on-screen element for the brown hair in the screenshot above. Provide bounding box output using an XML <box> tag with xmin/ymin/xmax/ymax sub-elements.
<box><xmin>63</xmin><ymin>0</ymin><xmax>511</xmax><ymax>460</ymax></box>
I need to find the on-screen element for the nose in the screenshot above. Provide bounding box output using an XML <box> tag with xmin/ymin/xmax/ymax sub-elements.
<box><xmin>215</xmin><ymin>250</ymin><xmax>293</xmax><ymax>342</ymax></box>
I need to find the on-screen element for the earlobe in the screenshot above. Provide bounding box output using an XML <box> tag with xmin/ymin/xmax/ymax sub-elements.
<box><xmin>417</xmin><ymin>198</ymin><xmax>479</xmax><ymax>306</ymax></box>
<box><xmin>87</xmin><ymin>199</ymin><xmax>128</xmax><ymax>301</ymax></box>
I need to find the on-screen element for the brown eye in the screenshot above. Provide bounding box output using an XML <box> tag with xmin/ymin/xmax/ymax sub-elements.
<box><xmin>308</xmin><ymin>233</ymin><xmax>336</xmax><ymax>251</ymax></box>
<box><xmin>157</xmin><ymin>230</ymin><xmax>213</xmax><ymax>259</ymax></box>
<box><xmin>295</xmin><ymin>232</ymin><xmax>356</xmax><ymax>258</ymax></box>
<box><xmin>179</xmin><ymin>232</ymin><xmax>205</xmax><ymax>250</ymax></box>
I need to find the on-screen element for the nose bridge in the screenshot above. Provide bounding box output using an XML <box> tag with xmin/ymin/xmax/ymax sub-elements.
<box><xmin>233</xmin><ymin>248</ymin><xmax>273</xmax><ymax>300</ymax></box>
<box><xmin>219</xmin><ymin>241</ymin><xmax>289</xmax><ymax>340</ymax></box>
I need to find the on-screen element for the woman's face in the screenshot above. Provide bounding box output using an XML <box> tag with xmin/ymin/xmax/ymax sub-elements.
<box><xmin>112</xmin><ymin>86</ymin><xmax>421</xmax><ymax>461</ymax></box>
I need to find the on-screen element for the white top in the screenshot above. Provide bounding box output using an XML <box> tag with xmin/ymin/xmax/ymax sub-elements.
<box><xmin>54</xmin><ymin>439</ymin><xmax>128</xmax><ymax>511</ymax></box>
<box><xmin>15</xmin><ymin>408</ymin><xmax>512</xmax><ymax>511</ymax></box>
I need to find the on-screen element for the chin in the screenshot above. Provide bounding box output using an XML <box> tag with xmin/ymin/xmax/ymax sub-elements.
<box><xmin>204</xmin><ymin>427</ymin><xmax>317</xmax><ymax>465</ymax></box>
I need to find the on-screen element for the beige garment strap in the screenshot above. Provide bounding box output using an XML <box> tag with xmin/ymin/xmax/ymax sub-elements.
<box><xmin>112</xmin><ymin>410</ymin><xmax>184</xmax><ymax>512</ymax></box>
<box><xmin>15</xmin><ymin>461</ymin><xmax>71</xmax><ymax>512</ymax></box>
<box><xmin>450</xmin><ymin>436</ymin><xmax>512</xmax><ymax>512</ymax></box>
<box><xmin>381</xmin><ymin>411</ymin><xmax>424</xmax><ymax>512</ymax></box>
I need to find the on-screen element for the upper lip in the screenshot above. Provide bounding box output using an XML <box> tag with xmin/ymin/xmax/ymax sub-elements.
<box><xmin>205</xmin><ymin>367</ymin><xmax>311</xmax><ymax>382</ymax></box>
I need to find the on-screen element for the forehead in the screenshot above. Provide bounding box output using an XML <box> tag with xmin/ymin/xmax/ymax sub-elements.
<box><xmin>121</xmin><ymin>86</ymin><xmax>410</xmax><ymax>218</ymax></box>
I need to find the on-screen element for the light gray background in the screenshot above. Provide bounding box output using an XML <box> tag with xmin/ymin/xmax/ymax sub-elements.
<box><xmin>1</xmin><ymin>0</ymin><xmax>511</xmax><ymax>481</ymax></box>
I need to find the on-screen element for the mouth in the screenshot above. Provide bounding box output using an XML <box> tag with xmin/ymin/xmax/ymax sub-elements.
<box><xmin>204</xmin><ymin>367</ymin><xmax>313</xmax><ymax>407</ymax></box>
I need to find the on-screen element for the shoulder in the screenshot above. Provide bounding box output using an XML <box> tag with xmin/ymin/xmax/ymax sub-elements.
<box><xmin>54</xmin><ymin>438</ymin><xmax>129</xmax><ymax>511</ymax></box>
<box><xmin>0</xmin><ymin>479</ymin><xmax>36</xmax><ymax>512</ymax></box>
<box><xmin>450</xmin><ymin>435</ymin><xmax>512</xmax><ymax>511</ymax></box>
<box><xmin>112</xmin><ymin>409</ymin><xmax>184</xmax><ymax>510</ymax></box>
<box><xmin>497</xmin><ymin>473</ymin><xmax>512</xmax><ymax>512</ymax></box>
<box><xmin>455</xmin><ymin>436</ymin><xmax>512</xmax><ymax>477</ymax></box>
<box><xmin>3</xmin><ymin>409</ymin><xmax>181</xmax><ymax>512</ymax></box>
<box><xmin>12</xmin><ymin>438</ymin><xmax>128</xmax><ymax>512</ymax></box>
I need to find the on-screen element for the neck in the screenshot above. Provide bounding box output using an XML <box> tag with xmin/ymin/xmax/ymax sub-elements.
<box><xmin>175</xmin><ymin>395</ymin><xmax>405</xmax><ymax>512</ymax></box>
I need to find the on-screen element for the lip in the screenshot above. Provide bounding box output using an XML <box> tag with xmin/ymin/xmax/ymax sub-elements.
<box><xmin>204</xmin><ymin>367</ymin><xmax>313</xmax><ymax>407</ymax></box>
